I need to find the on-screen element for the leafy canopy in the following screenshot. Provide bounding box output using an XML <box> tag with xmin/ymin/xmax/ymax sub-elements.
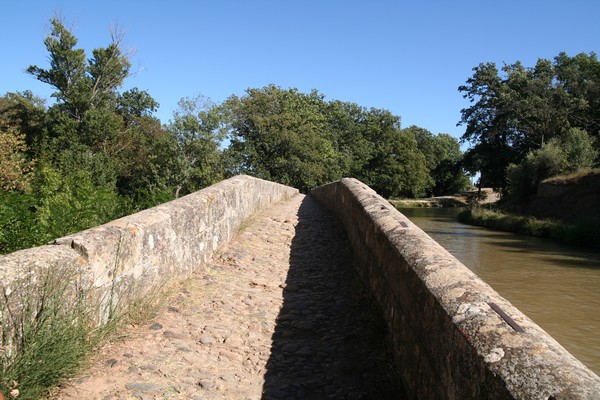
<box><xmin>459</xmin><ymin>52</ymin><xmax>600</xmax><ymax>189</ymax></box>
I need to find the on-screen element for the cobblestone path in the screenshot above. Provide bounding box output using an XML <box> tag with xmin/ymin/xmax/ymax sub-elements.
<box><xmin>54</xmin><ymin>194</ymin><xmax>404</xmax><ymax>399</ymax></box>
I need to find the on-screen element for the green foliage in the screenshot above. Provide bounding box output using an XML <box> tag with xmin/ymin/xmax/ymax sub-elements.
<box><xmin>506</xmin><ymin>144</ymin><xmax>564</xmax><ymax>201</ymax></box>
<box><xmin>391</xmin><ymin>198</ymin><xmax>465</xmax><ymax>208</ymax></box>
<box><xmin>325</xmin><ymin>101</ymin><xmax>369</xmax><ymax>175</ymax></box>
<box><xmin>0</xmin><ymin>127</ymin><xmax>35</xmax><ymax>192</ymax></box>
<box><xmin>0</xmin><ymin>267</ymin><xmax>106</xmax><ymax>399</ymax></box>
<box><xmin>27</xmin><ymin>18</ymin><xmax>131</xmax><ymax>120</ymax></box>
<box><xmin>32</xmin><ymin>163</ymin><xmax>124</xmax><ymax>243</ymax></box>
<box><xmin>166</xmin><ymin>96</ymin><xmax>226</xmax><ymax>195</ymax></box>
<box><xmin>0</xmin><ymin>192</ymin><xmax>39</xmax><ymax>254</ymax></box>
<box><xmin>0</xmin><ymin>91</ymin><xmax>46</xmax><ymax>153</ymax></box>
<box><xmin>558</xmin><ymin>128</ymin><xmax>598</xmax><ymax>172</ymax></box>
<box><xmin>0</xmin><ymin>18</ymin><xmax>187</xmax><ymax>256</ymax></box>
<box><xmin>224</xmin><ymin>85</ymin><xmax>341</xmax><ymax>193</ymax></box>
<box><xmin>506</xmin><ymin>128</ymin><xmax>598</xmax><ymax>201</ymax></box>
<box><xmin>459</xmin><ymin>52</ymin><xmax>600</xmax><ymax>190</ymax></box>
<box><xmin>79</xmin><ymin>108</ymin><xmax>122</xmax><ymax>149</ymax></box>
<box><xmin>359</xmin><ymin>115</ymin><xmax>429</xmax><ymax>198</ymax></box>
<box><xmin>223</xmin><ymin>85</ymin><xmax>435</xmax><ymax>197</ymax></box>
<box><xmin>117</xmin><ymin>88</ymin><xmax>159</xmax><ymax>121</ymax></box>
<box><xmin>405</xmin><ymin>126</ymin><xmax>470</xmax><ymax>195</ymax></box>
<box><xmin>1</xmin><ymin>156</ymin><xmax>125</xmax><ymax>254</ymax></box>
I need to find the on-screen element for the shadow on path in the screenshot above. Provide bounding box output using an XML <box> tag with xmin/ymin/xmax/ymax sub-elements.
<box><xmin>262</xmin><ymin>196</ymin><xmax>405</xmax><ymax>399</ymax></box>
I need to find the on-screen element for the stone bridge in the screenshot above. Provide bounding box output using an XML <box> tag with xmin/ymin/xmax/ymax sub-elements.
<box><xmin>1</xmin><ymin>176</ymin><xmax>599</xmax><ymax>399</ymax></box>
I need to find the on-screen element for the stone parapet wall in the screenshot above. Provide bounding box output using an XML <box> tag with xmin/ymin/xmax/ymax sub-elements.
<box><xmin>0</xmin><ymin>175</ymin><xmax>298</xmax><ymax>322</ymax></box>
<box><xmin>311</xmin><ymin>178</ymin><xmax>600</xmax><ymax>400</ymax></box>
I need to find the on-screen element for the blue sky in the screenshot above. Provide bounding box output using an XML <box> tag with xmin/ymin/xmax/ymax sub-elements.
<box><xmin>2</xmin><ymin>1</ymin><xmax>599</xmax><ymax>144</ymax></box>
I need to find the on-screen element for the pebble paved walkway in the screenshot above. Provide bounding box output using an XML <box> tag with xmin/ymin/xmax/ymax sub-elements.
<box><xmin>54</xmin><ymin>194</ymin><xmax>404</xmax><ymax>399</ymax></box>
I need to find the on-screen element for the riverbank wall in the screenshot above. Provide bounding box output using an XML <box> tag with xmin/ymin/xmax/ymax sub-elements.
<box><xmin>311</xmin><ymin>178</ymin><xmax>600</xmax><ymax>399</ymax></box>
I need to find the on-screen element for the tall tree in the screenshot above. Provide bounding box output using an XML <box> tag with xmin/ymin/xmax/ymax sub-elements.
<box><xmin>407</xmin><ymin>126</ymin><xmax>469</xmax><ymax>195</ymax></box>
<box><xmin>27</xmin><ymin>18</ymin><xmax>130</xmax><ymax>121</ymax></box>
<box><xmin>359</xmin><ymin>111</ymin><xmax>429</xmax><ymax>198</ymax></box>
<box><xmin>458</xmin><ymin>62</ymin><xmax>519</xmax><ymax>188</ymax></box>
<box><xmin>459</xmin><ymin>52</ymin><xmax>600</xmax><ymax>189</ymax></box>
<box><xmin>224</xmin><ymin>85</ymin><xmax>340</xmax><ymax>192</ymax></box>
<box><xmin>0</xmin><ymin>91</ymin><xmax>47</xmax><ymax>153</ymax></box>
<box><xmin>554</xmin><ymin>52</ymin><xmax>600</xmax><ymax>136</ymax></box>
<box><xmin>325</xmin><ymin>100</ymin><xmax>372</xmax><ymax>178</ymax></box>
<box><xmin>166</xmin><ymin>96</ymin><xmax>226</xmax><ymax>196</ymax></box>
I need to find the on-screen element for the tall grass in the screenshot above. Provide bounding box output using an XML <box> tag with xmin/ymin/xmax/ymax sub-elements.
<box><xmin>0</xmin><ymin>266</ymin><xmax>112</xmax><ymax>399</ymax></box>
<box><xmin>458</xmin><ymin>208</ymin><xmax>600</xmax><ymax>249</ymax></box>
<box><xmin>0</xmin><ymin>259</ymin><xmax>182</xmax><ymax>399</ymax></box>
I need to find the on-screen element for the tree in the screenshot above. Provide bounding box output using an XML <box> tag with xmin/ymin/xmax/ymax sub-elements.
<box><xmin>0</xmin><ymin>18</ymin><xmax>188</xmax><ymax>254</ymax></box>
<box><xmin>112</xmin><ymin>88</ymin><xmax>178</xmax><ymax>202</ymax></box>
<box><xmin>25</xmin><ymin>18</ymin><xmax>176</xmax><ymax>200</ymax></box>
<box><xmin>0</xmin><ymin>91</ymin><xmax>47</xmax><ymax>153</ymax></box>
<box><xmin>32</xmin><ymin>162</ymin><xmax>123</xmax><ymax>243</ymax></box>
<box><xmin>554</xmin><ymin>52</ymin><xmax>600</xmax><ymax>135</ymax></box>
<box><xmin>0</xmin><ymin>93</ymin><xmax>40</xmax><ymax>192</ymax></box>
<box><xmin>325</xmin><ymin>100</ymin><xmax>372</xmax><ymax>178</ymax></box>
<box><xmin>166</xmin><ymin>96</ymin><xmax>226</xmax><ymax>196</ymax></box>
<box><xmin>459</xmin><ymin>52</ymin><xmax>600</xmax><ymax>190</ymax></box>
<box><xmin>117</xmin><ymin>88</ymin><xmax>160</xmax><ymax>121</ymax></box>
<box><xmin>224</xmin><ymin>85</ymin><xmax>340</xmax><ymax>192</ymax></box>
<box><xmin>458</xmin><ymin>62</ymin><xmax>518</xmax><ymax>189</ymax></box>
<box><xmin>27</xmin><ymin>18</ymin><xmax>133</xmax><ymax>160</ymax></box>
<box><xmin>407</xmin><ymin>125</ymin><xmax>469</xmax><ymax>195</ymax></box>
<box><xmin>358</xmin><ymin>110</ymin><xmax>429</xmax><ymax>198</ymax></box>
<box><xmin>27</xmin><ymin>18</ymin><xmax>130</xmax><ymax>121</ymax></box>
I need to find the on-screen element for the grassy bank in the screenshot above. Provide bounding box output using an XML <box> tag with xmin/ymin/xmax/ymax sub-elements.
<box><xmin>458</xmin><ymin>208</ymin><xmax>600</xmax><ymax>249</ymax></box>
<box><xmin>390</xmin><ymin>198</ymin><xmax>465</xmax><ymax>208</ymax></box>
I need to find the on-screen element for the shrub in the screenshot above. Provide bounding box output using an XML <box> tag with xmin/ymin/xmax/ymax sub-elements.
<box><xmin>506</xmin><ymin>128</ymin><xmax>598</xmax><ymax>202</ymax></box>
<box><xmin>0</xmin><ymin>266</ymin><xmax>107</xmax><ymax>399</ymax></box>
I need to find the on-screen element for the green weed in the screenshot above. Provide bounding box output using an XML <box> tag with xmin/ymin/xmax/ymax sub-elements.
<box><xmin>0</xmin><ymin>266</ymin><xmax>107</xmax><ymax>399</ymax></box>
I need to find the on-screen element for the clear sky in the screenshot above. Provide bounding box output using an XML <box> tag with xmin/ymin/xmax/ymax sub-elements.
<box><xmin>2</xmin><ymin>0</ymin><xmax>599</xmax><ymax>143</ymax></box>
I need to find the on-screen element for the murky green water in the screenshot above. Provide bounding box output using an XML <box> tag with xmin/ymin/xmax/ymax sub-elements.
<box><xmin>400</xmin><ymin>207</ymin><xmax>600</xmax><ymax>375</ymax></box>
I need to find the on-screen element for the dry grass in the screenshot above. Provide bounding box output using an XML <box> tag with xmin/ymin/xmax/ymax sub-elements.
<box><xmin>542</xmin><ymin>168</ymin><xmax>600</xmax><ymax>185</ymax></box>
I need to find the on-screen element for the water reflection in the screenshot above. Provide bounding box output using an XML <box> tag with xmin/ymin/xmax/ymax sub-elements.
<box><xmin>400</xmin><ymin>207</ymin><xmax>600</xmax><ymax>375</ymax></box>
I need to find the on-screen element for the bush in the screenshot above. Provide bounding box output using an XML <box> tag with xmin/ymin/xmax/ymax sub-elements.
<box><xmin>0</xmin><ymin>266</ymin><xmax>107</xmax><ymax>399</ymax></box>
<box><xmin>0</xmin><ymin>192</ymin><xmax>40</xmax><ymax>254</ymax></box>
<box><xmin>506</xmin><ymin>128</ymin><xmax>598</xmax><ymax>202</ymax></box>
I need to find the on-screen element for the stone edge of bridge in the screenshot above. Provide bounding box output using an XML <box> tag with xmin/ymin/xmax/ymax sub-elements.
<box><xmin>0</xmin><ymin>175</ymin><xmax>298</xmax><ymax>325</ymax></box>
<box><xmin>311</xmin><ymin>177</ymin><xmax>600</xmax><ymax>400</ymax></box>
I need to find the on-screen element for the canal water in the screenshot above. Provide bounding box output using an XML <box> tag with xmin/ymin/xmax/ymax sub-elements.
<box><xmin>400</xmin><ymin>207</ymin><xmax>600</xmax><ymax>375</ymax></box>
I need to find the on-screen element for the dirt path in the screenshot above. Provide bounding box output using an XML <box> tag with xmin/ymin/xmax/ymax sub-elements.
<box><xmin>53</xmin><ymin>194</ymin><xmax>404</xmax><ymax>400</ymax></box>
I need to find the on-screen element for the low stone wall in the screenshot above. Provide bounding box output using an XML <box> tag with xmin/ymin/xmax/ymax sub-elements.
<box><xmin>311</xmin><ymin>178</ymin><xmax>600</xmax><ymax>400</ymax></box>
<box><xmin>0</xmin><ymin>175</ymin><xmax>298</xmax><ymax>322</ymax></box>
